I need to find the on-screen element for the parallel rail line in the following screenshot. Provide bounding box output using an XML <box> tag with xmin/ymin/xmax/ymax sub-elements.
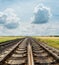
<box><xmin>0</xmin><ymin>38</ymin><xmax>23</xmax><ymax>53</ymax></box>
<box><xmin>0</xmin><ymin>37</ymin><xmax>59</xmax><ymax>65</ymax></box>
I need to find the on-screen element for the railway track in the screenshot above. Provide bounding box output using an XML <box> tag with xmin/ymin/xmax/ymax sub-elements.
<box><xmin>0</xmin><ymin>37</ymin><xmax>59</xmax><ymax>65</ymax></box>
<box><xmin>0</xmin><ymin>38</ymin><xmax>23</xmax><ymax>53</ymax></box>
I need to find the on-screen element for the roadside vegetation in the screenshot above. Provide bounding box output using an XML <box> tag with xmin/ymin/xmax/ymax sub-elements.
<box><xmin>34</xmin><ymin>36</ymin><xmax>59</xmax><ymax>49</ymax></box>
<box><xmin>0</xmin><ymin>36</ymin><xmax>24</xmax><ymax>43</ymax></box>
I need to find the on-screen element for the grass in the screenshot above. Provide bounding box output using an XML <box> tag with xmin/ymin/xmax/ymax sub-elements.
<box><xmin>0</xmin><ymin>36</ymin><xmax>24</xmax><ymax>43</ymax></box>
<box><xmin>34</xmin><ymin>36</ymin><xmax>59</xmax><ymax>49</ymax></box>
<box><xmin>0</xmin><ymin>36</ymin><xmax>59</xmax><ymax>49</ymax></box>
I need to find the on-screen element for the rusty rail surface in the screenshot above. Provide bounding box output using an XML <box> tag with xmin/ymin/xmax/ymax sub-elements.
<box><xmin>27</xmin><ymin>42</ymin><xmax>34</xmax><ymax>65</ymax></box>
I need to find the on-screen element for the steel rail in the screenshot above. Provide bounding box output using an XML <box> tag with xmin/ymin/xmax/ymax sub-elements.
<box><xmin>0</xmin><ymin>39</ymin><xmax>24</xmax><ymax>65</ymax></box>
<box><xmin>27</xmin><ymin>41</ymin><xmax>34</xmax><ymax>65</ymax></box>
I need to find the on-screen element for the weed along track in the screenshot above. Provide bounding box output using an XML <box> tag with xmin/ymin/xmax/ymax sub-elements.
<box><xmin>0</xmin><ymin>37</ymin><xmax>59</xmax><ymax>65</ymax></box>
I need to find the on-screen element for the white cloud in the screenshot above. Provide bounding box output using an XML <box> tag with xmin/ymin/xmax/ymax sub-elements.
<box><xmin>0</xmin><ymin>8</ymin><xmax>20</xmax><ymax>29</ymax></box>
<box><xmin>0</xmin><ymin>6</ymin><xmax>59</xmax><ymax>36</ymax></box>
<box><xmin>32</xmin><ymin>4</ymin><xmax>51</xmax><ymax>24</ymax></box>
<box><xmin>0</xmin><ymin>21</ymin><xmax>59</xmax><ymax>36</ymax></box>
<box><xmin>18</xmin><ymin>22</ymin><xmax>59</xmax><ymax>36</ymax></box>
<box><xmin>46</xmin><ymin>22</ymin><xmax>59</xmax><ymax>35</ymax></box>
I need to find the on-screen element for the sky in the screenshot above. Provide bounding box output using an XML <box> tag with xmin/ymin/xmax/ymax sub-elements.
<box><xmin>0</xmin><ymin>0</ymin><xmax>59</xmax><ymax>36</ymax></box>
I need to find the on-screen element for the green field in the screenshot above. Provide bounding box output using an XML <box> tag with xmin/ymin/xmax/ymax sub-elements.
<box><xmin>0</xmin><ymin>36</ymin><xmax>23</xmax><ymax>43</ymax></box>
<box><xmin>0</xmin><ymin>36</ymin><xmax>59</xmax><ymax>49</ymax></box>
<box><xmin>34</xmin><ymin>36</ymin><xmax>59</xmax><ymax>49</ymax></box>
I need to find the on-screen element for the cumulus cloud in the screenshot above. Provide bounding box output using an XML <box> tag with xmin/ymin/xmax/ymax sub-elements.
<box><xmin>32</xmin><ymin>4</ymin><xmax>51</xmax><ymax>24</ymax></box>
<box><xmin>0</xmin><ymin>8</ymin><xmax>20</xmax><ymax>29</ymax></box>
<box><xmin>4</xmin><ymin>22</ymin><xmax>19</xmax><ymax>29</ymax></box>
<box><xmin>0</xmin><ymin>12</ymin><xmax>6</xmax><ymax>24</ymax></box>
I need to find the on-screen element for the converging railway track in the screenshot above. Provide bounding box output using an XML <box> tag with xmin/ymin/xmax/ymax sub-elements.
<box><xmin>0</xmin><ymin>37</ymin><xmax>59</xmax><ymax>65</ymax></box>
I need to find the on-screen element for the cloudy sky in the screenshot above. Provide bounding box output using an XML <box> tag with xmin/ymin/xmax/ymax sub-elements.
<box><xmin>0</xmin><ymin>0</ymin><xmax>59</xmax><ymax>36</ymax></box>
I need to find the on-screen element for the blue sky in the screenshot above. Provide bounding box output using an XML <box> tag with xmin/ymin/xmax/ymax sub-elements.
<box><xmin>0</xmin><ymin>0</ymin><xmax>59</xmax><ymax>36</ymax></box>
